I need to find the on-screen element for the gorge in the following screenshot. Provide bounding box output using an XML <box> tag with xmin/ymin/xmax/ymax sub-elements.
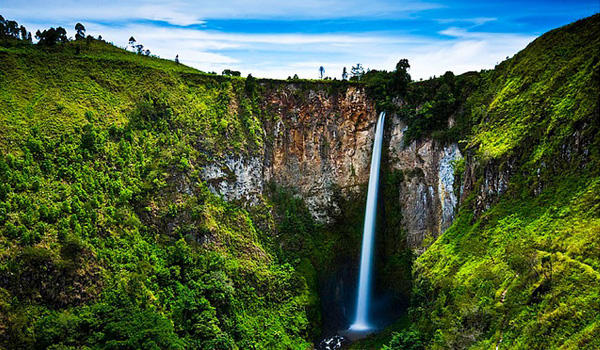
<box><xmin>0</xmin><ymin>13</ymin><xmax>598</xmax><ymax>350</ymax></box>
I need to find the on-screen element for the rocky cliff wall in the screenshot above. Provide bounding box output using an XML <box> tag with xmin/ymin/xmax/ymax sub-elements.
<box><xmin>262</xmin><ymin>84</ymin><xmax>378</xmax><ymax>223</ymax></box>
<box><xmin>201</xmin><ymin>84</ymin><xmax>378</xmax><ymax>224</ymax></box>
<box><xmin>387</xmin><ymin>114</ymin><xmax>462</xmax><ymax>250</ymax></box>
<box><xmin>201</xmin><ymin>83</ymin><xmax>464</xmax><ymax>249</ymax></box>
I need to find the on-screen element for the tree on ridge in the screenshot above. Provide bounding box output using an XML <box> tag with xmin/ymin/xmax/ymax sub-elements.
<box><xmin>350</xmin><ymin>63</ymin><xmax>364</xmax><ymax>81</ymax></box>
<box><xmin>35</xmin><ymin>27</ymin><xmax>68</xmax><ymax>46</ymax></box>
<box><xmin>75</xmin><ymin>23</ymin><xmax>86</xmax><ymax>40</ymax></box>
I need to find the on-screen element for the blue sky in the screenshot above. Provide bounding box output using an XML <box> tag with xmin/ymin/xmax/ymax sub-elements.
<box><xmin>2</xmin><ymin>0</ymin><xmax>598</xmax><ymax>79</ymax></box>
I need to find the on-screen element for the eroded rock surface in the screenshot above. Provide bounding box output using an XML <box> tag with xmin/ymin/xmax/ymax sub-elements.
<box><xmin>201</xmin><ymin>84</ymin><xmax>377</xmax><ymax>224</ymax></box>
<box><xmin>200</xmin><ymin>84</ymin><xmax>465</xmax><ymax>249</ymax></box>
<box><xmin>387</xmin><ymin>114</ymin><xmax>462</xmax><ymax>249</ymax></box>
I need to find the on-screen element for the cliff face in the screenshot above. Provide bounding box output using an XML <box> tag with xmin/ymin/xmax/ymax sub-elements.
<box><xmin>262</xmin><ymin>85</ymin><xmax>377</xmax><ymax>223</ymax></box>
<box><xmin>201</xmin><ymin>83</ymin><xmax>463</xmax><ymax>249</ymax></box>
<box><xmin>201</xmin><ymin>84</ymin><xmax>377</xmax><ymax>223</ymax></box>
<box><xmin>387</xmin><ymin>114</ymin><xmax>462</xmax><ymax>249</ymax></box>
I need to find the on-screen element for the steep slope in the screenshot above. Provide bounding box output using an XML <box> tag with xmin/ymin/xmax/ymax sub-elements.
<box><xmin>384</xmin><ymin>14</ymin><xmax>600</xmax><ymax>350</ymax></box>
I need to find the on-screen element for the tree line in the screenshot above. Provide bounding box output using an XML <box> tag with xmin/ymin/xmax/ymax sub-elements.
<box><xmin>1</xmin><ymin>16</ymin><xmax>93</xmax><ymax>47</ymax></box>
<box><xmin>0</xmin><ymin>14</ymin><xmax>155</xmax><ymax>57</ymax></box>
<box><xmin>0</xmin><ymin>15</ymin><xmax>32</xmax><ymax>42</ymax></box>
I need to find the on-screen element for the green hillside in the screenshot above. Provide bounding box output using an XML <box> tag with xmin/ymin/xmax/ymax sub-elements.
<box><xmin>0</xmin><ymin>37</ymin><xmax>324</xmax><ymax>349</ymax></box>
<box><xmin>382</xmin><ymin>14</ymin><xmax>600</xmax><ymax>350</ymax></box>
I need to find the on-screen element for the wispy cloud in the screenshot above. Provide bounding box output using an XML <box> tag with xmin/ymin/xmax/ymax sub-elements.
<box><xmin>3</xmin><ymin>0</ymin><xmax>441</xmax><ymax>24</ymax></box>
<box><xmin>435</xmin><ymin>17</ymin><xmax>497</xmax><ymax>26</ymax></box>
<box><xmin>89</xmin><ymin>22</ymin><xmax>535</xmax><ymax>79</ymax></box>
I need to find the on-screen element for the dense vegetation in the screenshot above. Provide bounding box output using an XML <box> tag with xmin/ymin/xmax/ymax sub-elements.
<box><xmin>379</xmin><ymin>14</ymin><xmax>600</xmax><ymax>349</ymax></box>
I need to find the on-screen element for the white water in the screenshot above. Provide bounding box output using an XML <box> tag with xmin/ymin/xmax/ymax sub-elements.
<box><xmin>350</xmin><ymin>111</ymin><xmax>385</xmax><ymax>331</ymax></box>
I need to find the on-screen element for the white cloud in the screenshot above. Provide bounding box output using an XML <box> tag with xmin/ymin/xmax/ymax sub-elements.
<box><xmin>405</xmin><ymin>31</ymin><xmax>535</xmax><ymax>79</ymax></box>
<box><xmin>62</xmin><ymin>21</ymin><xmax>536</xmax><ymax>79</ymax></box>
<box><xmin>137</xmin><ymin>4</ymin><xmax>206</xmax><ymax>26</ymax></box>
<box><xmin>435</xmin><ymin>17</ymin><xmax>497</xmax><ymax>26</ymax></box>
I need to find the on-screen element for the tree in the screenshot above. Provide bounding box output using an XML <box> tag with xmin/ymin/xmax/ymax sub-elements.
<box><xmin>395</xmin><ymin>58</ymin><xmax>410</xmax><ymax>74</ymax></box>
<box><xmin>75</xmin><ymin>23</ymin><xmax>86</xmax><ymax>40</ymax></box>
<box><xmin>35</xmin><ymin>27</ymin><xmax>68</xmax><ymax>46</ymax></box>
<box><xmin>5</xmin><ymin>20</ymin><xmax>19</xmax><ymax>37</ymax></box>
<box><xmin>128</xmin><ymin>36</ymin><xmax>136</xmax><ymax>50</ymax></box>
<box><xmin>222</xmin><ymin>69</ymin><xmax>241</xmax><ymax>77</ymax></box>
<box><xmin>0</xmin><ymin>16</ymin><xmax>30</xmax><ymax>41</ymax></box>
<box><xmin>342</xmin><ymin>67</ymin><xmax>348</xmax><ymax>80</ymax></box>
<box><xmin>19</xmin><ymin>25</ymin><xmax>28</xmax><ymax>40</ymax></box>
<box><xmin>245</xmin><ymin>74</ymin><xmax>256</xmax><ymax>95</ymax></box>
<box><xmin>319</xmin><ymin>66</ymin><xmax>325</xmax><ymax>79</ymax></box>
<box><xmin>350</xmin><ymin>63</ymin><xmax>365</xmax><ymax>81</ymax></box>
<box><xmin>390</xmin><ymin>58</ymin><xmax>411</xmax><ymax>95</ymax></box>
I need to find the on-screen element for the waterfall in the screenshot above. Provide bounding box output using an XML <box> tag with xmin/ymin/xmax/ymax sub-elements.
<box><xmin>350</xmin><ymin>111</ymin><xmax>385</xmax><ymax>331</ymax></box>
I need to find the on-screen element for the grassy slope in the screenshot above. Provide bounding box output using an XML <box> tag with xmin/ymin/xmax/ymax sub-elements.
<box><xmin>386</xmin><ymin>14</ymin><xmax>600</xmax><ymax>350</ymax></box>
<box><xmin>0</xmin><ymin>39</ymin><xmax>322</xmax><ymax>349</ymax></box>
<box><xmin>0</xmin><ymin>40</ymin><xmax>266</xmax><ymax>154</ymax></box>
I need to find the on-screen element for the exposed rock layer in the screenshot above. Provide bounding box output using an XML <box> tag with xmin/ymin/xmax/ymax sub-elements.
<box><xmin>201</xmin><ymin>84</ymin><xmax>464</xmax><ymax>248</ymax></box>
<box><xmin>387</xmin><ymin>114</ymin><xmax>462</xmax><ymax>249</ymax></box>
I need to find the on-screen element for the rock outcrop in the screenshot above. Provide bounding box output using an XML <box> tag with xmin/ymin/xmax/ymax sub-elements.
<box><xmin>262</xmin><ymin>84</ymin><xmax>377</xmax><ymax>223</ymax></box>
<box><xmin>387</xmin><ymin>114</ymin><xmax>462</xmax><ymax>249</ymax></box>
<box><xmin>201</xmin><ymin>83</ymin><xmax>464</xmax><ymax>249</ymax></box>
<box><xmin>202</xmin><ymin>84</ymin><xmax>378</xmax><ymax>224</ymax></box>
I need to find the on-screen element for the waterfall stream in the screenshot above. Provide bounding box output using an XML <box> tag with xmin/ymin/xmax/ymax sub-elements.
<box><xmin>349</xmin><ymin>111</ymin><xmax>385</xmax><ymax>331</ymax></box>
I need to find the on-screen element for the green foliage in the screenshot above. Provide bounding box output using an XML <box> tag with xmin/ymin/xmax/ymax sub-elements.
<box><xmin>0</xmin><ymin>116</ymin><xmax>315</xmax><ymax>348</ymax></box>
<box><xmin>0</xmin><ymin>15</ymin><xmax>31</xmax><ymax>43</ymax></box>
<box><xmin>384</xmin><ymin>14</ymin><xmax>600</xmax><ymax>350</ymax></box>
<box><xmin>466</xmin><ymin>15</ymin><xmax>600</xmax><ymax>161</ymax></box>
<box><xmin>1</xmin><ymin>12</ymin><xmax>598</xmax><ymax>350</ymax></box>
<box><xmin>0</xmin><ymin>41</ymin><xmax>320</xmax><ymax>348</ymax></box>
<box><xmin>404</xmin><ymin>174</ymin><xmax>600</xmax><ymax>349</ymax></box>
<box><xmin>360</xmin><ymin>58</ymin><xmax>412</xmax><ymax>111</ymax></box>
<box><xmin>399</xmin><ymin>70</ymin><xmax>479</xmax><ymax>144</ymax></box>
<box><xmin>383</xmin><ymin>325</ymin><xmax>426</xmax><ymax>350</ymax></box>
<box><xmin>222</xmin><ymin>69</ymin><xmax>241</xmax><ymax>77</ymax></box>
<box><xmin>35</xmin><ymin>27</ymin><xmax>68</xmax><ymax>47</ymax></box>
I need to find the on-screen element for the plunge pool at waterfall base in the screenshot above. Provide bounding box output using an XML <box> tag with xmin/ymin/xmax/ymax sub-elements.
<box><xmin>317</xmin><ymin>328</ymin><xmax>379</xmax><ymax>350</ymax></box>
<box><xmin>341</xmin><ymin>327</ymin><xmax>377</xmax><ymax>341</ymax></box>
<box><xmin>316</xmin><ymin>287</ymin><xmax>407</xmax><ymax>349</ymax></box>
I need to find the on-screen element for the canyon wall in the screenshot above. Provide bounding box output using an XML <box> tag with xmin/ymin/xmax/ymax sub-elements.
<box><xmin>387</xmin><ymin>114</ymin><xmax>463</xmax><ymax>249</ymax></box>
<box><xmin>201</xmin><ymin>83</ymin><xmax>464</xmax><ymax>249</ymax></box>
